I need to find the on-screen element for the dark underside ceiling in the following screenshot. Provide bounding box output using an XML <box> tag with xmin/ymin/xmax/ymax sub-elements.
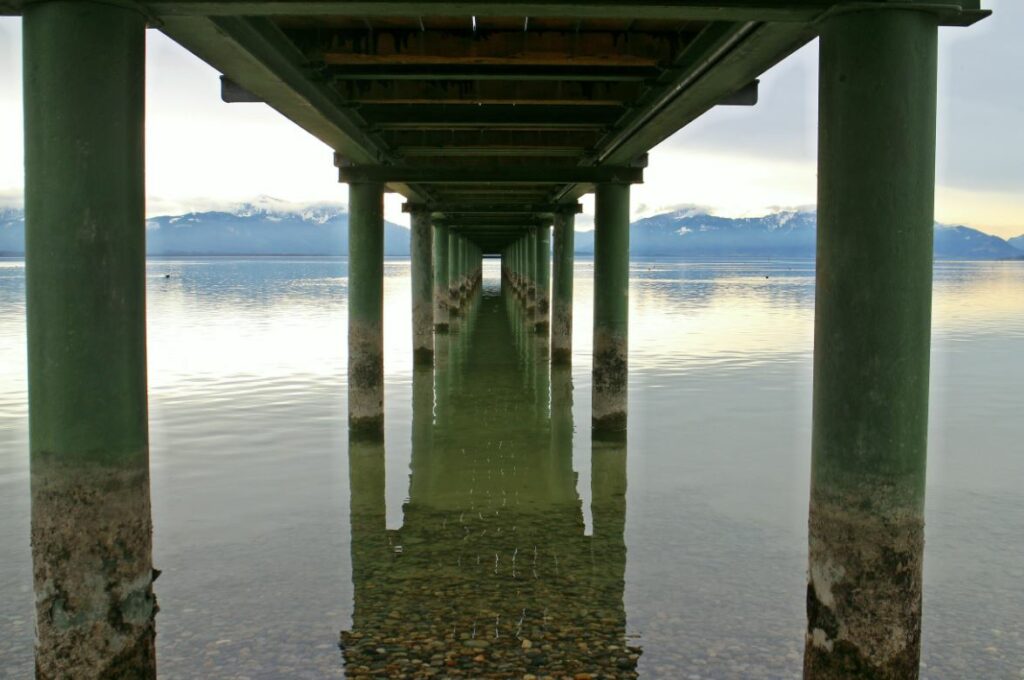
<box><xmin>1</xmin><ymin>1</ymin><xmax>988</xmax><ymax>252</ymax></box>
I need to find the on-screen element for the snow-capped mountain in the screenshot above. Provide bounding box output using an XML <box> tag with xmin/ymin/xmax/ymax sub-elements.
<box><xmin>574</xmin><ymin>211</ymin><xmax>1022</xmax><ymax>260</ymax></box>
<box><xmin>2</xmin><ymin>203</ymin><xmax>1022</xmax><ymax>260</ymax></box>
<box><xmin>0</xmin><ymin>201</ymin><xmax>410</xmax><ymax>256</ymax></box>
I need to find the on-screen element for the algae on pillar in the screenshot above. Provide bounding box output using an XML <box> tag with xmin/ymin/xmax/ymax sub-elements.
<box><xmin>535</xmin><ymin>224</ymin><xmax>551</xmax><ymax>335</ymax></box>
<box><xmin>410</xmin><ymin>207</ymin><xmax>433</xmax><ymax>365</ymax></box>
<box><xmin>551</xmin><ymin>209</ymin><xmax>576</xmax><ymax>364</ymax></box>
<box><xmin>23</xmin><ymin>2</ymin><xmax>157</xmax><ymax>676</ymax></box>
<box><xmin>805</xmin><ymin>9</ymin><xmax>939</xmax><ymax>679</ymax></box>
<box><xmin>347</xmin><ymin>182</ymin><xmax>385</xmax><ymax>439</ymax></box>
<box><xmin>592</xmin><ymin>183</ymin><xmax>630</xmax><ymax>433</ymax></box>
<box><xmin>434</xmin><ymin>223</ymin><xmax>450</xmax><ymax>332</ymax></box>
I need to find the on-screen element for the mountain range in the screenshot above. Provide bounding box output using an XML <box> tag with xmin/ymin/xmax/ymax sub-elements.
<box><xmin>1</xmin><ymin>201</ymin><xmax>1022</xmax><ymax>260</ymax></box>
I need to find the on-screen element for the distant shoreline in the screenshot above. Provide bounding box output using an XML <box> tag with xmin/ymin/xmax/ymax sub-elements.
<box><xmin>2</xmin><ymin>254</ymin><xmax>1022</xmax><ymax>262</ymax></box>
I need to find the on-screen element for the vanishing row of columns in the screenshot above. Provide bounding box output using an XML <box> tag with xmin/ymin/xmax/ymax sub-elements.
<box><xmin>22</xmin><ymin>1</ymin><xmax>946</xmax><ymax>677</ymax></box>
<box><xmin>350</xmin><ymin>182</ymin><xmax>632</xmax><ymax>440</ymax></box>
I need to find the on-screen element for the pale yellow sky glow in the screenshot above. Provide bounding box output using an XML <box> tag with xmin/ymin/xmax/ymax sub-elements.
<box><xmin>0</xmin><ymin>3</ymin><xmax>1021</xmax><ymax>239</ymax></box>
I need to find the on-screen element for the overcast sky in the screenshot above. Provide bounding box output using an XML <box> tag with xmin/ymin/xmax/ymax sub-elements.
<box><xmin>0</xmin><ymin>3</ymin><xmax>1021</xmax><ymax>237</ymax></box>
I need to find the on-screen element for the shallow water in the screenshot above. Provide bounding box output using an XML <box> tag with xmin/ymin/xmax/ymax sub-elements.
<box><xmin>0</xmin><ymin>256</ymin><xmax>1022</xmax><ymax>678</ymax></box>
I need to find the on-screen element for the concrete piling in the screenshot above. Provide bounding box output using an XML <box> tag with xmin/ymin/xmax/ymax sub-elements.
<box><xmin>23</xmin><ymin>2</ymin><xmax>157</xmax><ymax>676</ymax></box>
<box><xmin>551</xmin><ymin>210</ymin><xmax>575</xmax><ymax>364</ymax></box>
<box><xmin>410</xmin><ymin>207</ymin><xmax>434</xmax><ymax>365</ymax></box>
<box><xmin>433</xmin><ymin>223</ymin><xmax>450</xmax><ymax>333</ymax></box>
<box><xmin>347</xmin><ymin>181</ymin><xmax>386</xmax><ymax>439</ymax></box>
<box><xmin>804</xmin><ymin>9</ymin><xmax>939</xmax><ymax>679</ymax></box>
<box><xmin>591</xmin><ymin>183</ymin><xmax>630</xmax><ymax>433</ymax></box>
<box><xmin>535</xmin><ymin>224</ymin><xmax>551</xmax><ymax>335</ymax></box>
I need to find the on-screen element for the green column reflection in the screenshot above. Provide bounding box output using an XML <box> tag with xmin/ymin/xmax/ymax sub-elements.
<box><xmin>341</xmin><ymin>282</ymin><xmax>639</xmax><ymax>678</ymax></box>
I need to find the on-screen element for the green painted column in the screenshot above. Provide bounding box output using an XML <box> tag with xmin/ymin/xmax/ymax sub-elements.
<box><xmin>448</xmin><ymin>230</ymin><xmax>461</xmax><ymax>317</ymax></box>
<box><xmin>433</xmin><ymin>223</ymin><xmax>449</xmax><ymax>332</ymax></box>
<box><xmin>23</xmin><ymin>3</ymin><xmax>157</xmax><ymax>677</ymax></box>
<box><xmin>348</xmin><ymin>182</ymin><xmax>385</xmax><ymax>439</ymax></box>
<box><xmin>592</xmin><ymin>183</ymin><xmax>630</xmax><ymax>433</ymax></box>
<box><xmin>519</xmin><ymin>236</ymin><xmax>527</xmax><ymax>300</ymax></box>
<box><xmin>525</xmin><ymin>228</ymin><xmax>538</xmax><ymax>316</ymax></box>
<box><xmin>805</xmin><ymin>9</ymin><xmax>939</xmax><ymax>679</ymax></box>
<box><xmin>535</xmin><ymin>224</ymin><xmax>551</xmax><ymax>334</ymax></box>
<box><xmin>551</xmin><ymin>210</ymin><xmax>576</xmax><ymax>364</ymax></box>
<box><xmin>459</xmin><ymin>237</ymin><xmax>468</xmax><ymax>300</ymax></box>
<box><xmin>410</xmin><ymin>207</ymin><xmax>433</xmax><ymax>365</ymax></box>
<box><xmin>512</xmin><ymin>240</ymin><xmax>519</xmax><ymax>295</ymax></box>
<box><xmin>515</xmin><ymin>237</ymin><xmax>524</xmax><ymax>298</ymax></box>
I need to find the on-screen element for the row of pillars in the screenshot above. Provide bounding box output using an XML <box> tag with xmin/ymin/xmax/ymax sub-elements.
<box><xmin>359</xmin><ymin>181</ymin><xmax>630</xmax><ymax>439</ymax></box>
<box><xmin>20</xmin><ymin>1</ymin><xmax>946</xmax><ymax>677</ymax></box>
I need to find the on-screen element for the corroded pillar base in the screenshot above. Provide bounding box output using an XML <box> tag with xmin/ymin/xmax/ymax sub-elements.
<box><xmin>805</xmin><ymin>484</ymin><xmax>923</xmax><ymax>679</ymax></box>
<box><xmin>592</xmin><ymin>329</ymin><xmax>627</xmax><ymax>432</ymax></box>
<box><xmin>32</xmin><ymin>463</ymin><xmax>157</xmax><ymax>680</ymax></box>
<box><xmin>349</xmin><ymin>319</ymin><xmax>384</xmax><ymax>439</ymax></box>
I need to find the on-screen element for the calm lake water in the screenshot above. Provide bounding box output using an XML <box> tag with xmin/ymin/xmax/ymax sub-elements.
<box><xmin>1</xmin><ymin>256</ymin><xmax>1022</xmax><ymax>679</ymax></box>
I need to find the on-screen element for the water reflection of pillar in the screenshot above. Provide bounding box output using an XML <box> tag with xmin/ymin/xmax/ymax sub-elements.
<box><xmin>408</xmin><ymin>365</ymin><xmax>435</xmax><ymax>512</ymax></box>
<box><xmin>549</xmin><ymin>365</ymin><xmax>576</xmax><ymax>501</ymax></box>
<box><xmin>341</xmin><ymin>292</ymin><xmax>638</xmax><ymax>679</ymax></box>
<box><xmin>347</xmin><ymin>436</ymin><xmax>389</xmax><ymax>635</ymax></box>
<box><xmin>533</xmin><ymin>325</ymin><xmax>551</xmax><ymax>427</ymax></box>
<box><xmin>590</xmin><ymin>435</ymin><xmax>630</xmax><ymax>657</ymax></box>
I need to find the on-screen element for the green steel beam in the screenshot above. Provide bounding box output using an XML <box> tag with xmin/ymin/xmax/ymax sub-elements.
<box><xmin>325</xmin><ymin>64</ymin><xmax>658</xmax><ymax>82</ymax></box>
<box><xmin>332</xmin><ymin>79</ymin><xmax>647</xmax><ymax>105</ymax></box>
<box><xmin>1</xmin><ymin>1</ymin><xmax>986</xmax><ymax>24</ymax></box>
<box><xmin>404</xmin><ymin>202</ymin><xmax>582</xmax><ymax>215</ymax></box>
<box><xmin>359</xmin><ymin>103</ymin><xmax>624</xmax><ymax>127</ymax></box>
<box><xmin>339</xmin><ymin>166</ymin><xmax>643</xmax><ymax>184</ymax></box>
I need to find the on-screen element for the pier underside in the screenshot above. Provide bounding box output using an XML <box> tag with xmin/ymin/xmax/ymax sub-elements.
<box><xmin>5</xmin><ymin>0</ymin><xmax>988</xmax><ymax>678</ymax></box>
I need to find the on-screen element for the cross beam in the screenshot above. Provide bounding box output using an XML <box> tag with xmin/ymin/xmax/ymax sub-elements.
<box><xmin>338</xmin><ymin>165</ymin><xmax>643</xmax><ymax>184</ymax></box>
<box><xmin>1</xmin><ymin>2</ymin><xmax>988</xmax><ymax>26</ymax></box>
<box><xmin>403</xmin><ymin>202</ymin><xmax>583</xmax><ymax>215</ymax></box>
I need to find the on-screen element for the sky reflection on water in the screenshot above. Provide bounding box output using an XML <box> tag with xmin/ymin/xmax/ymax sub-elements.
<box><xmin>0</xmin><ymin>257</ymin><xmax>1022</xmax><ymax>678</ymax></box>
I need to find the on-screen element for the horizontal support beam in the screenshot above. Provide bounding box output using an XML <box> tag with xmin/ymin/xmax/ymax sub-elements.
<box><xmin>437</xmin><ymin>215</ymin><xmax>553</xmax><ymax>225</ymax></box>
<box><xmin>339</xmin><ymin>165</ymin><xmax>643</xmax><ymax>184</ymax></box>
<box><xmin>325</xmin><ymin>64</ymin><xmax>659</xmax><ymax>81</ymax></box>
<box><xmin>398</xmin><ymin>147</ymin><xmax>586</xmax><ymax>159</ymax></box>
<box><xmin>309</xmin><ymin>30</ymin><xmax>681</xmax><ymax>68</ymax></box>
<box><xmin>404</xmin><ymin>202</ymin><xmax>582</xmax><ymax>214</ymax></box>
<box><xmin>381</xmin><ymin>128</ymin><xmax>603</xmax><ymax>149</ymax></box>
<box><xmin>333</xmin><ymin>79</ymin><xmax>647</xmax><ymax>106</ymax></box>
<box><xmin>360</xmin><ymin>103</ymin><xmax>624</xmax><ymax>126</ymax></box>
<box><xmin>1</xmin><ymin>2</ymin><xmax>985</xmax><ymax>25</ymax></box>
